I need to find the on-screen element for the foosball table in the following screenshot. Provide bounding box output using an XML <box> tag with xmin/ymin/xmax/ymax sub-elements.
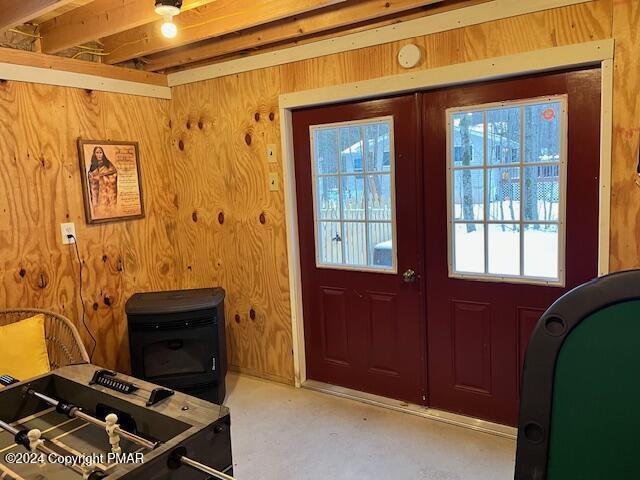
<box><xmin>0</xmin><ymin>364</ymin><xmax>234</xmax><ymax>479</ymax></box>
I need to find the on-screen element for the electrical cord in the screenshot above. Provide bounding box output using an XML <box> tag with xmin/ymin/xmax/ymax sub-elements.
<box><xmin>69</xmin><ymin>234</ymin><xmax>97</xmax><ymax>361</ymax></box>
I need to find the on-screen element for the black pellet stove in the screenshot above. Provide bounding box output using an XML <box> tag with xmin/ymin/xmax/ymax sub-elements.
<box><xmin>125</xmin><ymin>288</ymin><xmax>227</xmax><ymax>404</ymax></box>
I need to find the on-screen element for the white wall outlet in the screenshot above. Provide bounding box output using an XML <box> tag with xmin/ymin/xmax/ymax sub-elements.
<box><xmin>60</xmin><ymin>223</ymin><xmax>76</xmax><ymax>245</ymax></box>
<box><xmin>268</xmin><ymin>172</ymin><xmax>279</xmax><ymax>191</ymax></box>
<box><xmin>266</xmin><ymin>144</ymin><xmax>278</xmax><ymax>163</ymax></box>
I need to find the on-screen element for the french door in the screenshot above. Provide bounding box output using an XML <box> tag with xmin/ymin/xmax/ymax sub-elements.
<box><xmin>292</xmin><ymin>95</ymin><xmax>426</xmax><ymax>404</ymax></box>
<box><xmin>293</xmin><ymin>68</ymin><xmax>601</xmax><ymax>425</ymax></box>
<box><xmin>423</xmin><ymin>68</ymin><xmax>601</xmax><ymax>425</ymax></box>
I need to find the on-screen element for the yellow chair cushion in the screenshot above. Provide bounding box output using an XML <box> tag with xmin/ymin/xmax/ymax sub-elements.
<box><xmin>0</xmin><ymin>314</ymin><xmax>50</xmax><ymax>382</ymax></box>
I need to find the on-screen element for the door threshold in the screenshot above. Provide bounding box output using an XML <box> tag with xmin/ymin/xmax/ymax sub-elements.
<box><xmin>302</xmin><ymin>380</ymin><xmax>517</xmax><ymax>440</ymax></box>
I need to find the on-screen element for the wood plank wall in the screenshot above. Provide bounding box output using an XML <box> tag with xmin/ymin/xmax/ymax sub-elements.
<box><xmin>0</xmin><ymin>84</ymin><xmax>179</xmax><ymax>372</ymax></box>
<box><xmin>3</xmin><ymin>0</ymin><xmax>638</xmax><ymax>384</ymax></box>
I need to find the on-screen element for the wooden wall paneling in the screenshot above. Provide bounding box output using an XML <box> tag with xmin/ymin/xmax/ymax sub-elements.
<box><xmin>170</xmin><ymin>71</ymin><xmax>296</xmax><ymax>384</ymax></box>
<box><xmin>216</xmin><ymin>68</ymin><xmax>294</xmax><ymax>383</ymax></box>
<box><xmin>0</xmin><ymin>82</ymin><xmax>73</xmax><ymax>317</ymax></box>
<box><xmin>461</xmin><ymin>0</ymin><xmax>612</xmax><ymax>62</ymax></box>
<box><xmin>0</xmin><ymin>79</ymin><xmax>176</xmax><ymax>373</ymax></box>
<box><xmin>100</xmin><ymin>93</ymin><xmax>182</xmax><ymax>371</ymax></box>
<box><xmin>610</xmin><ymin>0</ymin><xmax>640</xmax><ymax>271</ymax></box>
<box><xmin>277</xmin><ymin>29</ymin><xmax>464</xmax><ymax>93</ymax></box>
<box><xmin>64</xmin><ymin>88</ymin><xmax>124</xmax><ymax>371</ymax></box>
<box><xmin>169</xmin><ymin>81</ymin><xmax>227</xmax><ymax>293</ymax></box>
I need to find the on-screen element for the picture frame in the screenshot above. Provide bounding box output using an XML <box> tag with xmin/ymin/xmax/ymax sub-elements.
<box><xmin>77</xmin><ymin>139</ymin><xmax>145</xmax><ymax>224</ymax></box>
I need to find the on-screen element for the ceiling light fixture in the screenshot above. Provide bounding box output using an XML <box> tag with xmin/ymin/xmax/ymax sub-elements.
<box><xmin>155</xmin><ymin>0</ymin><xmax>182</xmax><ymax>39</ymax></box>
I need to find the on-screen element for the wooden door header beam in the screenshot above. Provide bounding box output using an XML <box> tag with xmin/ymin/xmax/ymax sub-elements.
<box><xmin>0</xmin><ymin>0</ymin><xmax>76</xmax><ymax>32</ymax></box>
<box><xmin>101</xmin><ymin>0</ymin><xmax>347</xmax><ymax>65</ymax></box>
<box><xmin>39</xmin><ymin>0</ymin><xmax>213</xmax><ymax>54</ymax></box>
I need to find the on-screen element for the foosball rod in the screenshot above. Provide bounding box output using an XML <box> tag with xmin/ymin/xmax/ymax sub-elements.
<box><xmin>0</xmin><ymin>419</ymin><xmax>104</xmax><ymax>478</ymax></box>
<box><xmin>180</xmin><ymin>456</ymin><xmax>235</xmax><ymax>480</ymax></box>
<box><xmin>25</xmin><ymin>388</ymin><xmax>157</xmax><ymax>450</ymax></box>
<box><xmin>169</xmin><ymin>447</ymin><xmax>235</xmax><ymax>480</ymax></box>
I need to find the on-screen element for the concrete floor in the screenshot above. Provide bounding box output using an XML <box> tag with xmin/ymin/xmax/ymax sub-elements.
<box><xmin>224</xmin><ymin>373</ymin><xmax>516</xmax><ymax>480</ymax></box>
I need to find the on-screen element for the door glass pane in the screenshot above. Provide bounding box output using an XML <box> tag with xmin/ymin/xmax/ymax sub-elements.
<box><xmin>487</xmin><ymin>167</ymin><xmax>520</xmax><ymax>221</ymax></box>
<box><xmin>524</xmin><ymin>102</ymin><xmax>561</xmax><ymax>163</ymax></box>
<box><xmin>314</xmin><ymin>128</ymin><xmax>339</xmax><ymax>174</ymax></box>
<box><xmin>365</xmin><ymin>123</ymin><xmax>391</xmax><ymax>172</ymax></box>
<box><xmin>318</xmin><ymin>221</ymin><xmax>342</xmax><ymax>265</ymax></box>
<box><xmin>366</xmin><ymin>174</ymin><xmax>392</xmax><ymax>221</ymax></box>
<box><xmin>486</xmin><ymin>107</ymin><xmax>520</xmax><ymax>165</ymax></box>
<box><xmin>343</xmin><ymin>222</ymin><xmax>367</xmax><ymax>266</ymax></box>
<box><xmin>454</xmin><ymin>223</ymin><xmax>484</xmax><ymax>273</ymax></box>
<box><xmin>448</xmin><ymin>96</ymin><xmax>565</xmax><ymax>284</ymax></box>
<box><xmin>317</xmin><ymin>176</ymin><xmax>340</xmax><ymax>220</ymax></box>
<box><xmin>341</xmin><ymin>175</ymin><xmax>365</xmax><ymax>220</ymax></box>
<box><xmin>488</xmin><ymin>224</ymin><xmax>520</xmax><ymax>275</ymax></box>
<box><xmin>523</xmin><ymin>165</ymin><xmax>560</xmax><ymax>222</ymax></box>
<box><xmin>524</xmin><ymin>224</ymin><xmax>559</xmax><ymax>279</ymax></box>
<box><xmin>311</xmin><ymin>117</ymin><xmax>396</xmax><ymax>272</ymax></box>
<box><xmin>453</xmin><ymin>169</ymin><xmax>484</xmax><ymax>221</ymax></box>
<box><xmin>340</xmin><ymin>126</ymin><xmax>363</xmax><ymax>173</ymax></box>
<box><xmin>452</xmin><ymin>111</ymin><xmax>484</xmax><ymax>167</ymax></box>
<box><xmin>368</xmin><ymin>222</ymin><xmax>393</xmax><ymax>268</ymax></box>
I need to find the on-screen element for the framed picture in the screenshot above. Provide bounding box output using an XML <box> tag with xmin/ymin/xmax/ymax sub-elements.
<box><xmin>77</xmin><ymin>139</ymin><xmax>145</xmax><ymax>224</ymax></box>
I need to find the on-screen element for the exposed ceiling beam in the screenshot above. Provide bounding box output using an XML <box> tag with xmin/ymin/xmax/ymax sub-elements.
<box><xmin>38</xmin><ymin>0</ymin><xmax>213</xmax><ymax>54</ymax></box>
<box><xmin>101</xmin><ymin>0</ymin><xmax>347</xmax><ymax>65</ymax></box>
<box><xmin>0</xmin><ymin>46</ymin><xmax>168</xmax><ymax>86</ymax></box>
<box><xmin>0</xmin><ymin>0</ymin><xmax>75</xmax><ymax>33</ymax></box>
<box><xmin>144</xmin><ymin>0</ymin><xmax>445</xmax><ymax>72</ymax></box>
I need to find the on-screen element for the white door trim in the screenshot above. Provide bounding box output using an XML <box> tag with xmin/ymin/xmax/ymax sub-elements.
<box><xmin>280</xmin><ymin>39</ymin><xmax>615</xmax><ymax>387</ymax></box>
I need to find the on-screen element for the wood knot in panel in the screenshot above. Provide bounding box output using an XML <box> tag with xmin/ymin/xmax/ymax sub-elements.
<box><xmin>218</xmin><ymin>211</ymin><xmax>225</xmax><ymax>224</ymax></box>
<box><xmin>192</xmin><ymin>211</ymin><xmax>198</xmax><ymax>222</ymax></box>
<box><xmin>244</xmin><ymin>133</ymin><xmax>252</xmax><ymax>146</ymax></box>
<box><xmin>234</xmin><ymin>314</ymin><xmax>241</xmax><ymax>324</ymax></box>
<box><xmin>18</xmin><ymin>268</ymin><xmax>26</xmax><ymax>278</ymax></box>
<box><xmin>178</xmin><ymin>139</ymin><xmax>185</xmax><ymax>151</ymax></box>
<box><xmin>198</xmin><ymin>120</ymin><xmax>204</xmax><ymax>130</ymax></box>
<box><xmin>269</xmin><ymin>112</ymin><xmax>275</xmax><ymax>121</ymax></box>
<box><xmin>249</xmin><ymin>308</ymin><xmax>256</xmax><ymax>320</ymax></box>
<box><xmin>92</xmin><ymin>302</ymin><xmax>99</xmax><ymax>311</ymax></box>
<box><xmin>104</xmin><ymin>296</ymin><xmax>112</xmax><ymax>307</ymax></box>
<box><xmin>38</xmin><ymin>272</ymin><xmax>48</xmax><ymax>289</ymax></box>
<box><xmin>254</xmin><ymin>112</ymin><xmax>261</xmax><ymax>122</ymax></box>
<box><xmin>259</xmin><ymin>212</ymin><xmax>266</xmax><ymax>224</ymax></box>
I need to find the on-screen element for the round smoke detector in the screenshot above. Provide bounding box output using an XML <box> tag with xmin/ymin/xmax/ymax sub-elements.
<box><xmin>398</xmin><ymin>44</ymin><xmax>422</xmax><ymax>69</ymax></box>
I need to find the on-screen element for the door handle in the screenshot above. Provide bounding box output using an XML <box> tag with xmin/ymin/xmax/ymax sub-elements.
<box><xmin>402</xmin><ymin>269</ymin><xmax>417</xmax><ymax>283</ymax></box>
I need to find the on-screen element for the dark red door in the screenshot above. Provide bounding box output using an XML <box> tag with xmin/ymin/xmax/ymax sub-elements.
<box><xmin>293</xmin><ymin>95</ymin><xmax>426</xmax><ymax>404</ymax></box>
<box><xmin>423</xmin><ymin>69</ymin><xmax>601</xmax><ymax>425</ymax></box>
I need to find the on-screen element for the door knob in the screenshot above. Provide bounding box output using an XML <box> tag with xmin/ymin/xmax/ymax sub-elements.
<box><xmin>402</xmin><ymin>269</ymin><xmax>417</xmax><ymax>283</ymax></box>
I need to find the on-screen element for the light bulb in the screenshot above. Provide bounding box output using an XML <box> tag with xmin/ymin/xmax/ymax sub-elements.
<box><xmin>161</xmin><ymin>16</ymin><xmax>177</xmax><ymax>38</ymax></box>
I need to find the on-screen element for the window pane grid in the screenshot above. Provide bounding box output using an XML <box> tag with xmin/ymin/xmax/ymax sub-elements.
<box><xmin>448</xmin><ymin>97</ymin><xmax>565</xmax><ymax>284</ymax></box>
<box><xmin>311</xmin><ymin>117</ymin><xmax>396</xmax><ymax>272</ymax></box>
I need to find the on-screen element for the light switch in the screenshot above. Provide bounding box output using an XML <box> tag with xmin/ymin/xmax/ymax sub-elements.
<box><xmin>268</xmin><ymin>172</ymin><xmax>279</xmax><ymax>191</ymax></box>
<box><xmin>267</xmin><ymin>144</ymin><xmax>277</xmax><ymax>163</ymax></box>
